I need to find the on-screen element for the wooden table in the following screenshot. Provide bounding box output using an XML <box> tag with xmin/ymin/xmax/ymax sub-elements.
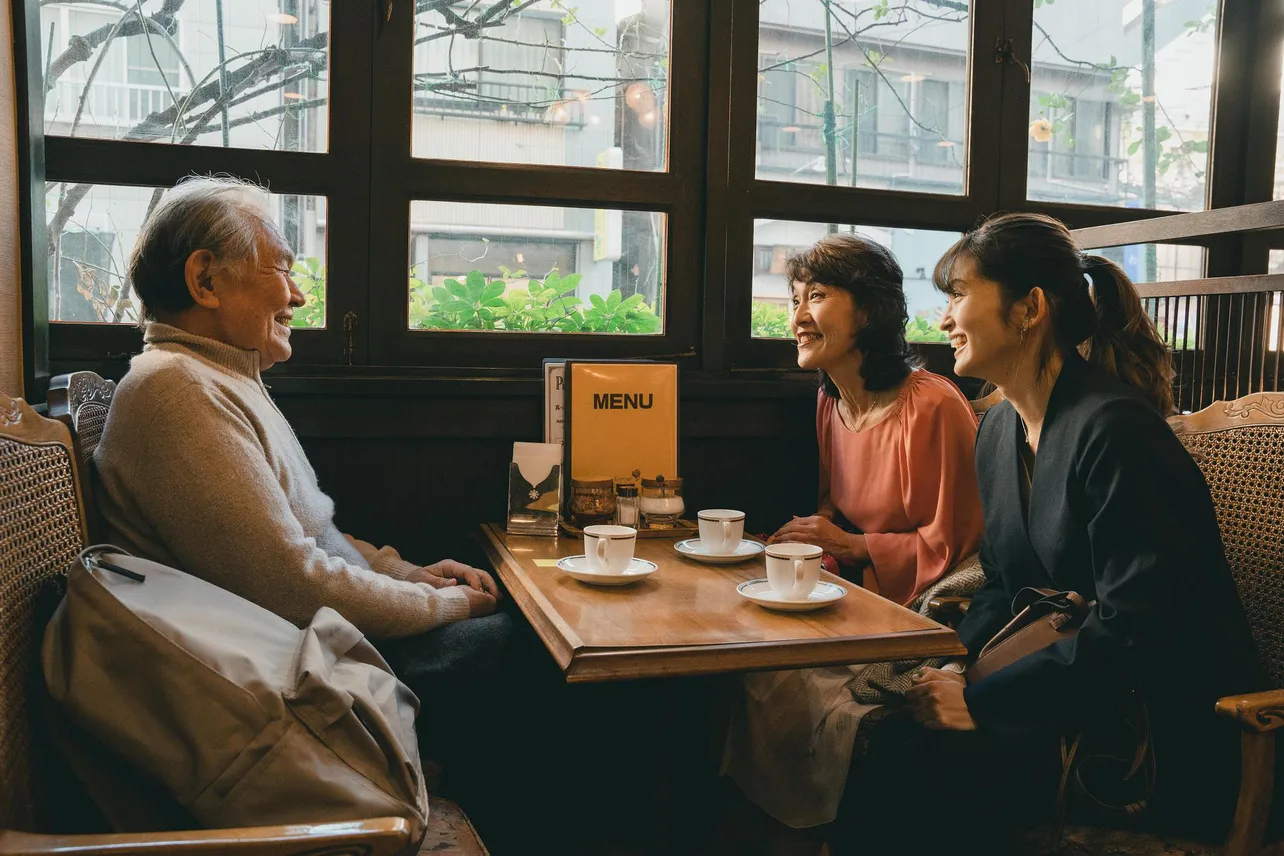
<box><xmin>478</xmin><ymin>524</ymin><xmax>965</xmax><ymax>683</ymax></box>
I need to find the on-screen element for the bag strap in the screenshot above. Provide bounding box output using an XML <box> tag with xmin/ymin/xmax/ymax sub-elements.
<box><xmin>977</xmin><ymin>588</ymin><xmax>1092</xmax><ymax>661</ymax></box>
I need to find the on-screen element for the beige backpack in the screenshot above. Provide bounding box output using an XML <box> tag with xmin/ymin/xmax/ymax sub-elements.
<box><xmin>41</xmin><ymin>546</ymin><xmax>430</xmax><ymax>839</ymax></box>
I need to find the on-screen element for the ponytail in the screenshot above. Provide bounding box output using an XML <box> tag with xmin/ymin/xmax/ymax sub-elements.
<box><xmin>1081</xmin><ymin>255</ymin><xmax>1174</xmax><ymax>415</ymax></box>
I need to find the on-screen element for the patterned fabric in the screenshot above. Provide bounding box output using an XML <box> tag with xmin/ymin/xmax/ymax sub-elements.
<box><xmin>851</xmin><ymin>552</ymin><xmax>986</xmax><ymax>706</ymax></box>
<box><xmin>0</xmin><ymin>437</ymin><xmax>83</xmax><ymax>829</ymax></box>
<box><xmin>1179</xmin><ymin>425</ymin><xmax>1284</xmax><ymax>689</ymax></box>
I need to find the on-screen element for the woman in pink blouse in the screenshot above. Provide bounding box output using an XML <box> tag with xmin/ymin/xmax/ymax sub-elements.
<box><xmin>723</xmin><ymin>233</ymin><xmax>985</xmax><ymax>845</ymax></box>
<box><xmin>769</xmin><ymin>233</ymin><xmax>984</xmax><ymax>606</ymax></box>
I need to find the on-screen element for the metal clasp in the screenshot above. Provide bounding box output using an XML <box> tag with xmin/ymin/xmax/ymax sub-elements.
<box><xmin>343</xmin><ymin>311</ymin><xmax>358</xmax><ymax>366</ymax></box>
<box><xmin>995</xmin><ymin>38</ymin><xmax>1031</xmax><ymax>83</ymax></box>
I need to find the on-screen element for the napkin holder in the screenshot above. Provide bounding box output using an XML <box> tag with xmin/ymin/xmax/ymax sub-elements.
<box><xmin>507</xmin><ymin>461</ymin><xmax>561</xmax><ymax>537</ymax></box>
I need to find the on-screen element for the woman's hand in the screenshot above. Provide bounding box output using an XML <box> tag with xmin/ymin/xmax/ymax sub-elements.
<box><xmin>905</xmin><ymin>668</ymin><xmax>976</xmax><ymax>731</ymax></box>
<box><xmin>769</xmin><ymin>515</ymin><xmax>867</xmax><ymax>563</ymax></box>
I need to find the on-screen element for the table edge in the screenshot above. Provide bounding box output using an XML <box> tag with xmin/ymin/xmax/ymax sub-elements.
<box><xmin>478</xmin><ymin>523</ymin><xmax>583</xmax><ymax>672</ymax></box>
<box><xmin>564</xmin><ymin>629</ymin><xmax>967</xmax><ymax>683</ymax></box>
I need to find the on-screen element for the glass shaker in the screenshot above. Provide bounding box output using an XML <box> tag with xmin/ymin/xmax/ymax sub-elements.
<box><xmin>613</xmin><ymin>478</ymin><xmax>640</xmax><ymax>527</ymax></box>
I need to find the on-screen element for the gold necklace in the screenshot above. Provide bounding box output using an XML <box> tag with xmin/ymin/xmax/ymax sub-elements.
<box><xmin>839</xmin><ymin>391</ymin><xmax>888</xmax><ymax>432</ymax></box>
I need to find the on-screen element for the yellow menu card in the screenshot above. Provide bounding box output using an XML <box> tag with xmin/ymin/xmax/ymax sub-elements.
<box><xmin>565</xmin><ymin>361</ymin><xmax>679</xmax><ymax>484</ymax></box>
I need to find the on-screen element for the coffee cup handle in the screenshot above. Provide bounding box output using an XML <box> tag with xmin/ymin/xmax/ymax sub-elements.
<box><xmin>722</xmin><ymin>521</ymin><xmax>731</xmax><ymax>547</ymax></box>
<box><xmin>794</xmin><ymin>559</ymin><xmax>805</xmax><ymax>593</ymax></box>
<box><xmin>595</xmin><ymin>537</ymin><xmax>607</xmax><ymax>566</ymax></box>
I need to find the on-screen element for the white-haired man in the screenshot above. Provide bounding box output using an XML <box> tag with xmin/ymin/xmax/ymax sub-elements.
<box><xmin>97</xmin><ymin>175</ymin><xmax>502</xmax><ymax>636</ymax></box>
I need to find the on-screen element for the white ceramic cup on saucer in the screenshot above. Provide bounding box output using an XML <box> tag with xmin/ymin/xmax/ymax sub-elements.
<box><xmin>583</xmin><ymin>525</ymin><xmax>637</xmax><ymax>574</ymax></box>
<box><xmin>697</xmin><ymin>509</ymin><xmax>746</xmax><ymax>555</ymax></box>
<box><xmin>765</xmin><ymin>543</ymin><xmax>823</xmax><ymax>600</ymax></box>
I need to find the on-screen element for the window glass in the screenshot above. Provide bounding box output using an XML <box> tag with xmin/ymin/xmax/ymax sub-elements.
<box><xmin>751</xmin><ymin>220</ymin><xmax>959</xmax><ymax>343</ymax></box>
<box><xmin>47</xmin><ymin>182</ymin><xmax>327</xmax><ymax>327</ymax></box>
<box><xmin>756</xmin><ymin>0</ymin><xmax>970</xmax><ymax>194</ymax></box>
<box><xmin>409</xmin><ymin>201</ymin><xmax>666</xmax><ymax>334</ymax></box>
<box><xmin>42</xmin><ymin>1</ymin><xmax>330</xmax><ymax>151</ymax></box>
<box><xmin>412</xmin><ymin>2</ymin><xmax>671</xmax><ymax>171</ymax></box>
<box><xmin>1027</xmin><ymin>0</ymin><xmax>1217</xmax><ymax>211</ymax></box>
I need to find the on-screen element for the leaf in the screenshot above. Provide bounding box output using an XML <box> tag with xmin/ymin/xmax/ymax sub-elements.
<box><xmin>619</xmin><ymin>293</ymin><xmax>645</xmax><ymax>311</ymax></box>
<box><xmin>444</xmin><ymin>278</ymin><xmax>469</xmax><ymax>299</ymax></box>
<box><xmin>589</xmin><ymin>293</ymin><xmax>607</xmax><ymax>311</ymax></box>
<box><xmin>1120</xmin><ymin>91</ymin><xmax>1141</xmax><ymax>106</ymax></box>
<box><xmin>442</xmin><ymin>299</ymin><xmax>473</xmax><ymax>314</ymax></box>
<box><xmin>607</xmin><ymin>290</ymin><xmax>622</xmax><ymax>310</ymax></box>
<box><xmin>1128</xmin><ymin>140</ymin><xmax>1142</xmax><ymax>156</ymax></box>
<box><xmin>481</xmin><ymin>280</ymin><xmax>505</xmax><ymax>302</ymax></box>
<box><xmin>544</xmin><ymin>270</ymin><xmax>562</xmax><ymax>293</ymax></box>
<box><xmin>1188</xmin><ymin>139</ymin><xmax>1209</xmax><ymax>153</ymax></box>
<box><xmin>560</xmin><ymin>272</ymin><xmax>583</xmax><ymax>290</ymax></box>
<box><xmin>465</xmin><ymin>270</ymin><xmax>487</xmax><ymax>299</ymax></box>
<box><xmin>432</xmin><ymin>286</ymin><xmax>452</xmax><ymax>304</ymax></box>
<box><xmin>1155</xmin><ymin>126</ymin><xmax>1173</xmax><ymax>144</ymax></box>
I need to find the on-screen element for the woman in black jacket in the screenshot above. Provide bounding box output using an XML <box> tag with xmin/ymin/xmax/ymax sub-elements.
<box><xmin>831</xmin><ymin>213</ymin><xmax>1261</xmax><ymax>856</ymax></box>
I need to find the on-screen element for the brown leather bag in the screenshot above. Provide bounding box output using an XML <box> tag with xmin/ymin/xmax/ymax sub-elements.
<box><xmin>967</xmin><ymin>587</ymin><xmax>1092</xmax><ymax>685</ymax></box>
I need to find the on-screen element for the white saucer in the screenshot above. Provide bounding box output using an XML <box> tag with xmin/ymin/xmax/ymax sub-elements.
<box><xmin>736</xmin><ymin>579</ymin><xmax>847</xmax><ymax>612</ymax></box>
<box><xmin>555</xmin><ymin>555</ymin><xmax>658</xmax><ymax>586</ymax></box>
<box><xmin>674</xmin><ymin>538</ymin><xmax>766</xmax><ymax>564</ymax></box>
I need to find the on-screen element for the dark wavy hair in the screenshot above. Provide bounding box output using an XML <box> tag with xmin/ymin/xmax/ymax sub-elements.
<box><xmin>785</xmin><ymin>232</ymin><xmax>920</xmax><ymax>398</ymax></box>
<box><xmin>933</xmin><ymin>212</ymin><xmax>1174</xmax><ymax>414</ymax></box>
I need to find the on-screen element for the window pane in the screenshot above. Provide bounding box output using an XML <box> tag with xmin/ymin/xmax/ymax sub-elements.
<box><xmin>1274</xmin><ymin>50</ymin><xmax>1284</xmax><ymax>200</ymax></box>
<box><xmin>1082</xmin><ymin>243</ymin><xmax>1206</xmax><ymax>283</ymax></box>
<box><xmin>751</xmin><ymin>219</ymin><xmax>959</xmax><ymax>343</ymax></box>
<box><xmin>1270</xmin><ymin>251</ymin><xmax>1284</xmax><ymax>351</ymax></box>
<box><xmin>42</xmin><ymin>1</ymin><xmax>329</xmax><ymax>152</ymax></box>
<box><xmin>409</xmin><ymin>201</ymin><xmax>666</xmax><ymax>334</ymax></box>
<box><xmin>756</xmin><ymin>1</ymin><xmax>970</xmax><ymax>195</ymax></box>
<box><xmin>1027</xmin><ymin>0</ymin><xmax>1217</xmax><ymax>211</ymax></box>
<box><xmin>47</xmin><ymin>182</ymin><xmax>328</xmax><ymax>326</ymax></box>
<box><xmin>412</xmin><ymin>3</ymin><xmax>671</xmax><ymax>171</ymax></box>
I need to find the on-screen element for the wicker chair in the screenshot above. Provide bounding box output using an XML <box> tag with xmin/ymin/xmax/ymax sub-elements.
<box><xmin>47</xmin><ymin>372</ymin><xmax>116</xmax><ymax>542</ymax></box>
<box><xmin>1166</xmin><ymin>392</ymin><xmax>1284</xmax><ymax>856</ymax></box>
<box><xmin>0</xmin><ymin>390</ymin><xmax>487</xmax><ymax>856</ymax></box>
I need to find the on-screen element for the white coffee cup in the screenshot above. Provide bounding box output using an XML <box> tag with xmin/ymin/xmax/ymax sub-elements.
<box><xmin>583</xmin><ymin>525</ymin><xmax>637</xmax><ymax>574</ymax></box>
<box><xmin>697</xmin><ymin>509</ymin><xmax>746</xmax><ymax>555</ymax></box>
<box><xmin>765</xmin><ymin>543</ymin><xmax>823</xmax><ymax>600</ymax></box>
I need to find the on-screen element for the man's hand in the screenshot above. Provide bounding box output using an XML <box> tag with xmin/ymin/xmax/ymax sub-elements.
<box><xmin>768</xmin><ymin>515</ymin><xmax>866</xmax><ymax>563</ymax></box>
<box><xmin>425</xmin><ymin>559</ymin><xmax>501</xmax><ymax>599</ymax></box>
<box><xmin>404</xmin><ymin>567</ymin><xmax>459</xmax><ymax>589</ymax></box>
<box><xmin>462</xmin><ymin>586</ymin><xmax>497</xmax><ymax>618</ymax></box>
<box><xmin>905</xmin><ymin>668</ymin><xmax>976</xmax><ymax>730</ymax></box>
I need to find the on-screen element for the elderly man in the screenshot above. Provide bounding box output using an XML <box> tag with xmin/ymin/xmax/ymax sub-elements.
<box><xmin>96</xmin><ymin>175</ymin><xmax>500</xmax><ymax>638</ymax></box>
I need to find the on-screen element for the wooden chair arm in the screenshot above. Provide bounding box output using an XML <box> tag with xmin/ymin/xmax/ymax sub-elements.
<box><xmin>1216</xmin><ymin>689</ymin><xmax>1284</xmax><ymax>732</ymax></box>
<box><xmin>927</xmin><ymin>596</ymin><xmax>971</xmax><ymax>613</ymax></box>
<box><xmin>0</xmin><ymin>818</ymin><xmax>413</xmax><ymax>856</ymax></box>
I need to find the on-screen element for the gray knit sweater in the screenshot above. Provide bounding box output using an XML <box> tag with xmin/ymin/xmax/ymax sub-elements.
<box><xmin>94</xmin><ymin>322</ymin><xmax>471</xmax><ymax>639</ymax></box>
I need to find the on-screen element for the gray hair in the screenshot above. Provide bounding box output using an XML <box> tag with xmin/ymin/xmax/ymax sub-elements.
<box><xmin>128</xmin><ymin>175</ymin><xmax>283</xmax><ymax>321</ymax></box>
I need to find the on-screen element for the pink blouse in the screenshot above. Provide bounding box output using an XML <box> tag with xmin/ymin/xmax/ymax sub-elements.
<box><xmin>817</xmin><ymin>371</ymin><xmax>984</xmax><ymax>606</ymax></box>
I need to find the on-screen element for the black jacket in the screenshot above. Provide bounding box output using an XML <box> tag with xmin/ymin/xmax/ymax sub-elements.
<box><xmin>957</xmin><ymin>356</ymin><xmax>1261</xmax><ymax>831</ymax></box>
